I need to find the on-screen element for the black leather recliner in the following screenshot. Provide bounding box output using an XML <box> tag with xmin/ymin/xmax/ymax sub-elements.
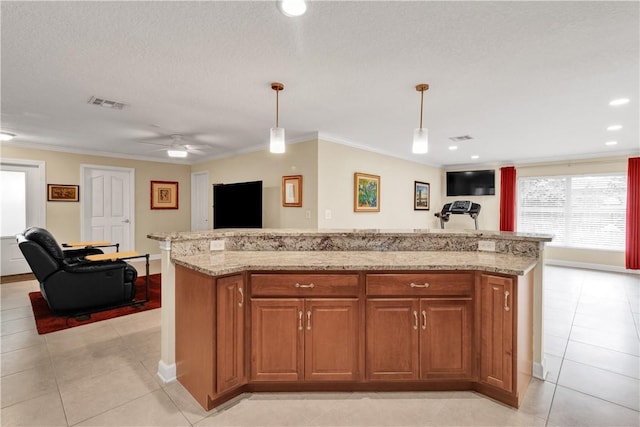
<box><xmin>17</xmin><ymin>227</ymin><xmax>137</xmax><ymax>316</ymax></box>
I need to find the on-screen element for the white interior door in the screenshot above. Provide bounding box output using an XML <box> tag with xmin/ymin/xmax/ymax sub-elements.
<box><xmin>191</xmin><ymin>171</ymin><xmax>210</xmax><ymax>231</ymax></box>
<box><xmin>82</xmin><ymin>166</ymin><xmax>134</xmax><ymax>251</ymax></box>
<box><xmin>0</xmin><ymin>160</ymin><xmax>45</xmax><ymax>275</ymax></box>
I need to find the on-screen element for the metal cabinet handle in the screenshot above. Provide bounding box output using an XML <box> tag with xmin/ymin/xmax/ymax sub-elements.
<box><xmin>306</xmin><ymin>310</ymin><xmax>312</xmax><ymax>330</ymax></box>
<box><xmin>413</xmin><ymin>310</ymin><xmax>419</xmax><ymax>330</ymax></box>
<box><xmin>295</xmin><ymin>283</ymin><xmax>315</xmax><ymax>288</ymax></box>
<box><xmin>409</xmin><ymin>282</ymin><xmax>430</xmax><ymax>288</ymax></box>
<box><xmin>504</xmin><ymin>291</ymin><xmax>510</xmax><ymax>311</ymax></box>
<box><xmin>298</xmin><ymin>311</ymin><xmax>303</xmax><ymax>330</ymax></box>
<box><xmin>421</xmin><ymin>310</ymin><xmax>427</xmax><ymax>330</ymax></box>
<box><xmin>238</xmin><ymin>287</ymin><xmax>244</xmax><ymax>307</ymax></box>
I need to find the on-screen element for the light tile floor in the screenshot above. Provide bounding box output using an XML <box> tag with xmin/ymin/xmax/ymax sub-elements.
<box><xmin>1</xmin><ymin>265</ymin><xmax>638</xmax><ymax>426</ymax></box>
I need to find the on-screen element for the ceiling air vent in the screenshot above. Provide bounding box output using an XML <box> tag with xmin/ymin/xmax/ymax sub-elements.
<box><xmin>88</xmin><ymin>96</ymin><xmax>126</xmax><ymax>110</ymax></box>
<box><xmin>449</xmin><ymin>135</ymin><xmax>473</xmax><ymax>142</ymax></box>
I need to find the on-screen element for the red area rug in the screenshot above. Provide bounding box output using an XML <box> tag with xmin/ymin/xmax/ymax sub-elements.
<box><xmin>29</xmin><ymin>274</ymin><xmax>161</xmax><ymax>334</ymax></box>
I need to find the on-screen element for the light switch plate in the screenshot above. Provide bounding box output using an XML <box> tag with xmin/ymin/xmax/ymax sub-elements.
<box><xmin>210</xmin><ymin>240</ymin><xmax>225</xmax><ymax>251</ymax></box>
<box><xmin>478</xmin><ymin>240</ymin><xmax>496</xmax><ymax>252</ymax></box>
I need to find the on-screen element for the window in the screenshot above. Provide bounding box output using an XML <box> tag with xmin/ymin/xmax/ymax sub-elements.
<box><xmin>0</xmin><ymin>170</ymin><xmax>26</xmax><ymax>236</ymax></box>
<box><xmin>518</xmin><ymin>174</ymin><xmax>627</xmax><ymax>250</ymax></box>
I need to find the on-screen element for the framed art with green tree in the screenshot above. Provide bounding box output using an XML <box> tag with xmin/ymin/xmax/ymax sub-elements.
<box><xmin>354</xmin><ymin>172</ymin><xmax>380</xmax><ymax>212</ymax></box>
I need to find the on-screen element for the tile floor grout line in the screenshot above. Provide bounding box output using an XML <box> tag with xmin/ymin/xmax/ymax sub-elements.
<box><xmin>543</xmin><ymin>270</ymin><xmax>584</xmax><ymax>427</ymax></box>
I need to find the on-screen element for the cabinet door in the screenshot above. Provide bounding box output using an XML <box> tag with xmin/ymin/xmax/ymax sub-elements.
<box><xmin>480</xmin><ymin>274</ymin><xmax>514</xmax><ymax>392</ymax></box>
<box><xmin>366</xmin><ymin>299</ymin><xmax>419</xmax><ymax>380</ymax></box>
<box><xmin>217</xmin><ymin>275</ymin><xmax>246</xmax><ymax>394</ymax></box>
<box><xmin>251</xmin><ymin>299</ymin><xmax>304</xmax><ymax>381</ymax></box>
<box><xmin>305</xmin><ymin>299</ymin><xmax>359</xmax><ymax>381</ymax></box>
<box><xmin>420</xmin><ymin>299</ymin><xmax>472</xmax><ymax>380</ymax></box>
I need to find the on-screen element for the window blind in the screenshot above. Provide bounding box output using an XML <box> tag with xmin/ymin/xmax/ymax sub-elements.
<box><xmin>517</xmin><ymin>174</ymin><xmax>627</xmax><ymax>250</ymax></box>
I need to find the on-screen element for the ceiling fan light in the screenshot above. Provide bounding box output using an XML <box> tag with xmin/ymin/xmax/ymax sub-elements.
<box><xmin>278</xmin><ymin>0</ymin><xmax>307</xmax><ymax>17</ymax></box>
<box><xmin>167</xmin><ymin>149</ymin><xmax>188</xmax><ymax>158</ymax></box>
<box><xmin>270</xmin><ymin>127</ymin><xmax>285</xmax><ymax>153</ymax></box>
<box><xmin>0</xmin><ymin>132</ymin><xmax>16</xmax><ymax>141</ymax></box>
<box><xmin>412</xmin><ymin>128</ymin><xmax>429</xmax><ymax>154</ymax></box>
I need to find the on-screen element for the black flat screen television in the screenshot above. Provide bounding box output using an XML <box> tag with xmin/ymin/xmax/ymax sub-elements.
<box><xmin>213</xmin><ymin>180</ymin><xmax>262</xmax><ymax>229</ymax></box>
<box><xmin>446</xmin><ymin>170</ymin><xmax>495</xmax><ymax>196</ymax></box>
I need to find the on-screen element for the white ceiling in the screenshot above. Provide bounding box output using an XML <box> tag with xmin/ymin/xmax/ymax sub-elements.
<box><xmin>1</xmin><ymin>1</ymin><xmax>638</xmax><ymax>167</ymax></box>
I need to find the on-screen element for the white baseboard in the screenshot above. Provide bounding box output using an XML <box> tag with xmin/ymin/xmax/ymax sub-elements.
<box><xmin>533</xmin><ymin>361</ymin><xmax>546</xmax><ymax>380</ymax></box>
<box><xmin>545</xmin><ymin>259</ymin><xmax>640</xmax><ymax>275</ymax></box>
<box><xmin>157</xmin><ymin>360</ymin><xmax>176</xmax><ymax>383</ymax></box>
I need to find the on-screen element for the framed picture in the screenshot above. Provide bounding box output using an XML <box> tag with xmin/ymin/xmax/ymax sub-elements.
<box><xmin>414</xmin><ymin>181</ymin><xmax>430</xmax><ymax>210</ymax></box>
<box><xmin>47</xmin><ymin>184</ymin><xmax>79</xmax><ymax>202</ymax></box>
<box><xmin>354</xmin><ymin>172</ymin><xmax>380</xmax><ymax>212</ymax></box>
<box><xmin>282</xmin><ymin>175</ymin><xmax>303</xmax><ymax>207</ymax></box>
<box><xmin>150</xmin><ymin>180</ymin><xmax>179</xmax><ymax>210</ymax></box>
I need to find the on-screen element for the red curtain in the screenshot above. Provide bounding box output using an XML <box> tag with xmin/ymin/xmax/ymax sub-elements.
<box><xmin>500</xmin><ymin>166</ymin><xmax>516</xmax><ymax>232</ymax></box>
<box><xmin>626</xmin><ymin>157</ymin><xmax>640</xmax><ymax>270</ymax></box>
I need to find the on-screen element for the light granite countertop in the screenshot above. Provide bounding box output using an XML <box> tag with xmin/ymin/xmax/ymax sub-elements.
<box><xmin>172</xmin><ymin>250</ymin><xmax>539</xmax><ymax>277</ymax></box>
<box><xmin>149</xmin><ymin>228</ymin><xmax>553</xmax><ymax>243</ymax></box>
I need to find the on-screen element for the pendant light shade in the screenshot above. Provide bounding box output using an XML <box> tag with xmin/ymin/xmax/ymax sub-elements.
<box><xmin>412</xmin><ymin>84</ymin><xmax>429</xmax><ymax>154</ymax></box>
<box><xmin>270</xmin><ymin>82</ymin><xmax>285</xmax><ymax>154</ymax></box>
<box><xmin>270</xmin><ymin>127</ymin><xmax>285</xmax><ymax>154</ymax></box>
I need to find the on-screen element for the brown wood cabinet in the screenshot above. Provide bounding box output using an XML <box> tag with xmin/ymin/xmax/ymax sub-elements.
<box><xmin>476</xmin><ymin>272</ymin><xmax>533</xmax><ymax>407</ymax></box>
<box><xmin>174</xmin><ymin>267</ymin><xmax>533</xmax><ymax>411</ymax></box>
<box><xmin>366</xmin><ymin>298</ymin><xmax>472</xmax><ymax>380</ymax></box>
<box><xmin>175</xmin><ymin>265</ymin><xmax>216</xmax><ymax>409</ymax></box>
<box><xmin>217</xmin><ymin>274</ymin><xmax>246</xmax><ymax>394</ymax></box>
<box><xmin>250</xmin><ymin>273</ymin><xmax>360</xmax><ymax>382</ymax></box>
<box><xmin>479</xmin><ymin>273</ymin><xmax>514</xmax><ymax>392</ymax></box>
<box><xmin>366</xmin><ymin>273</ymin><xmax>473</xmax><ymax>381</ymax></box>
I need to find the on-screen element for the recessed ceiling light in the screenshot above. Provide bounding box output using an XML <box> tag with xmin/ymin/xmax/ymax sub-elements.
<box><xmin>278</xmin><ymin>0</ymin><xmax>307</xmax><ymax>17</ymax></box>
<box><xmin>607</xmin><ymin>125</ymin><xmax>623</xmax><ymax>131</ymax></box>
<box><xmin>605</xmin><ymin>141</ymin><xmax>618</xmax><ymax>146</ymax></box>
<box><xmin>609</xmin><ymin>98</ymin><xmax>630</xmax><ymax>106</ymax></box>
<box><xmin>0</xmin><ymin>132</ymin><xmax>16</xmax><ymax>141</ymax></box>
<box><xmin>448</xmin><ymin>145</ymin><xmax>458</xmax><ymax>151</ymax></box>
<box><xmin>471</xmin><ymin>155</ymin><xmax>479</xmax><ymax>159</ymax></box>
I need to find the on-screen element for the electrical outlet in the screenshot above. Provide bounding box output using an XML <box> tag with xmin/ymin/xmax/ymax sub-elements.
<box><xmin>210</xmin><ymin>240</ymin><xmax>225</xmax><ymax>251</ymax></box>
<box><xmin>325</xmin><ymin>209</ymin><xmax>332</xmax><ymax>219</ymax></box>
<box><xmin>478</xmin><ymin>240</ymin><xmax>496</xmax><ymax>252</ymax></box>
<box><xmin>305</xmin><ymin>210</ymin><xmax>311</xmax><ymax>219</ymax></box>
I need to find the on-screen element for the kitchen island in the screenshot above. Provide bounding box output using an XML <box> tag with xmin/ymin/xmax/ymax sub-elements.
<box><xmin>148</xmin><ymin>229</ymin><xmax>551</xmax><ymax>410</ymax></box>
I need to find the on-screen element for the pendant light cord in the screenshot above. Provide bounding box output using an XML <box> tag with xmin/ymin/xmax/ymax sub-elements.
<box><xmin>275</xmin><ymin>89</ymin><xmax>280</xmax><ymax>128</ymax></box>
<box><xmin>419</xmin><ymin>88</ymin><xmax>424</xmax><ymax>129</ymax></box>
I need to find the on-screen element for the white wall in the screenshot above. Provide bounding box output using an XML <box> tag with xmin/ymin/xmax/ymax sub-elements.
<box><xmin>317</xmin><ymin>140</ymin><xmax>442</xmax><ymax>229</ymax></box>
<box><xmin>191</xmin><ymin>140</ymin><xmax>319</xmax><ymax>229</ymax></box>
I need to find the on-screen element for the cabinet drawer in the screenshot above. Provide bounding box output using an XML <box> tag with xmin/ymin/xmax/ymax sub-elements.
<box><xmin>366</xmin><ymin>273</ymin><xmax>473</xmax><ymax>297</ymax></box>
<box><xmin>251</xmin><ymin>274</ymin><xmax>360</xmax><ymax>297</ymax></box>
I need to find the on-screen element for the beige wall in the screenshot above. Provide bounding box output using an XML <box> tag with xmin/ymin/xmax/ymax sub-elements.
<box><xmin>317</xmin><ymin>140</ymin><xmax>442</xmax><ymax>229</ymax></box>
<box><xmin>191</xmin><ymin>140</ymin><xmax>319</xmax><ymax>229</ymax></box>
<box><xmin>441</xmin><ymin>166</ymin><xmax>501</xmax><ymax>231</ymax></box>
<box><xmin>1</xmin><ymin>146</ymin><xmax>191</xmax><ymax>255</ymax></box>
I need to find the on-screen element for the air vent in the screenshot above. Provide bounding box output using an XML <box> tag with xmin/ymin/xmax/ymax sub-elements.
<box><xmin>449</xmin><ymin>135</ymin><xmax>473</xmax><ymax>142</ymax></box>
<box><xmin>88</xmin><ymin>96</ymin><xmax>126</xmax><ymax>110</ymax></box>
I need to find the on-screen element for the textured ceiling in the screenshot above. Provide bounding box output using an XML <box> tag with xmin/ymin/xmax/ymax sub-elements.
<box><xmin>1</xmin><ymin>1</ymin><xmax>638</xmax><ymax>166</ymax></box>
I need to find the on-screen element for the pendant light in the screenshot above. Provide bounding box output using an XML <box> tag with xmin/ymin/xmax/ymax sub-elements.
<box><xmin>270</xmin><ymin>82</ymin><xmax>285</xmax><ymax>153</ymax></box>
<box><xmin>412</xmin><ymin>83</ymin><xmax>429</xmax><ymax>154</ymax></box>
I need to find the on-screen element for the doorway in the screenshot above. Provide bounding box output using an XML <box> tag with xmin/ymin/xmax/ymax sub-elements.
<box><xmin>80</xmin><ymin>165</ymin><xmax>135</xmax><ymax>251</ymax></box>
<box><xmin>0</xmin><ymin>159</ymin><xmax>46</xmax><ymax>275</ymax></box>
<box><xmin>191</xmin><ymin>171</ymin><xmax>210</xmax><ymax>231</ymax></box>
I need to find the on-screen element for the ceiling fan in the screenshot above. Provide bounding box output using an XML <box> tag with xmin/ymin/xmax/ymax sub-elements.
<box><xmin>137</xmin><ymin>134</ymin><xmax>214</xmax><ymax>158</ymax></box>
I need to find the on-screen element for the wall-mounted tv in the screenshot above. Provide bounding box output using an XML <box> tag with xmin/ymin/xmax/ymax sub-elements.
<box><xmin>446</xmin><ymin>170</ymin><xmax>495</xmax><ymax>196</ymax></box>
<box><xmin>213</xmin><ymin>180</ymin><xmax>262</xmax><ymax>229</ymax></box>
